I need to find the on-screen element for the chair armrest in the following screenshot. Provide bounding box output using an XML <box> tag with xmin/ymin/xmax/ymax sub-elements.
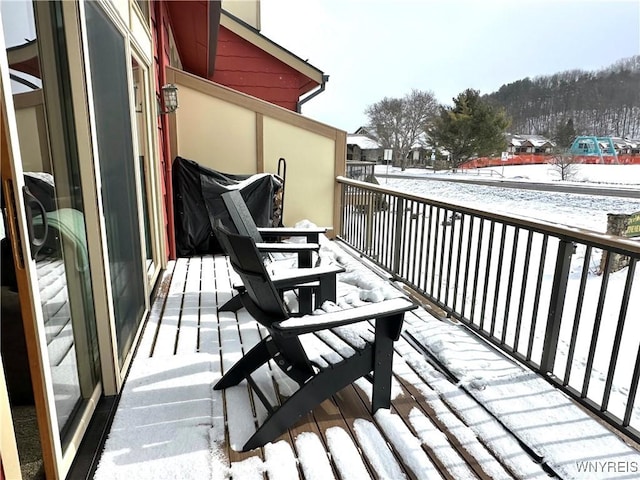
<box><xmin>270</xmin><ymin>265</ymin><xmax>345</xmax><ymax>288</ymax></box>
<box><xmin>272</xmin><ymin>298</ymin><xmax>416</xmax><ymax>336</ymax></box>
<box><xmin>255</xmin><ymin>242</ymin><xmax>319</xmax><ymax>253</ymax></box>
<box><xmin>258</xmin><ymin>227</ymin><xmax>327</xmax><ymax>243</ymax></box>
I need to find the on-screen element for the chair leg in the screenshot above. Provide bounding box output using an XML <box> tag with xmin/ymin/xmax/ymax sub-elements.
<box><xmin>242</xmin><ymin>346</ymin><xmax>376</xmax><ymax>451</ymax></box>
<box><xmin>297</xmin><ymin>250</ymin><xmax>312</xmax><ymax>268</ymax></box>
<box><xmin>214</xmin><ymin>337</ymin><xmax>274</xmax><ymax>390</ymax></box>
<box><xmin>218</xmin><ymin>294</ymin><xmax>243</xmax><ymax>312</ymax></box>
<box><xmin>372</xmin><ymin>317</ymin><xmax>399</xmax><ymax>411</ymax></box>
<box><xmin>298</xmin><ymin>286</ymin><xmax>314</xmax><ymax>314</ymax></box>
<box><xmin>317</xmin><ymin>275</ymin><xmax>337</xmax><ymax>304</ymax></box>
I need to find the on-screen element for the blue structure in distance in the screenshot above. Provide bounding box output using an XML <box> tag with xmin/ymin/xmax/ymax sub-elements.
<box><xmin>569</xmin><ymin>136</ymin><xmax>618</xmax><ymax>163</ymax></box>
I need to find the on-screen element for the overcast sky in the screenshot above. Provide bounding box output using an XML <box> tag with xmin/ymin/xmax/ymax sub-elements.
<box><xmin>260</xmin><ymin>0</ymin><xmax>640</xmax><ymax>133</ymax></box>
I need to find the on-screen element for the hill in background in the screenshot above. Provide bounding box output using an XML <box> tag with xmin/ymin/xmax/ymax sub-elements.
<box><xmin>484</xmin><ymin>56</ymin><xmax>640</xmax><ymax>140</ymax></box>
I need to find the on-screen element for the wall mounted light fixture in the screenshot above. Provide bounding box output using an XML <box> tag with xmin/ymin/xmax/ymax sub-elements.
<box><xmin>160</xmin><ymin>83</ymin><xmax>178</xmax><ymax>114</ymax></box>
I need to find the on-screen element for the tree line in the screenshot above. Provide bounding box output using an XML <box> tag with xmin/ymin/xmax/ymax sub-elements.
<box><xmin>366</xmin><ymin>88</ymin><xmax>508</xmax><ymax>169</ymax></box>
<box><xmin>364</xmin><ymin>55</ymin><xmax>640</xmax><ymax>170</ymax></box>
<box><xmin>484</xmin><ymin>55</ymin><xmax>640</xmax><ymax>139</ymax></box>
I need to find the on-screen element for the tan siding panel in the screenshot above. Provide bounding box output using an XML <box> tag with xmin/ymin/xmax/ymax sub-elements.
<box><xmin>175</xmin><ymin>86</ymin><xmax>257</xmax><ymax>174</ymax></box>
<box><xmin>263</xmin><ymin>117</ymin><xmax>335</xmax><ymax>230</ymax></box>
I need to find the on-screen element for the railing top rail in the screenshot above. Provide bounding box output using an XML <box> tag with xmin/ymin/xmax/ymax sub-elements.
<box><xmin>337</xmin><ymin>176</ymin><xmax>640</xmax><ymax>255</ymax></box>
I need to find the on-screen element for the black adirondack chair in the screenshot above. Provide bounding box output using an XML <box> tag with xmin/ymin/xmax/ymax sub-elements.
<box><xmin>219</xmin><ymin>189</ymin><xmax>330</xmax><ymax>313</ymax></box>
<box><xmin>213</xmin><ymin>221</ymin><xmax>417</xmax><ymax>451</ymax></box>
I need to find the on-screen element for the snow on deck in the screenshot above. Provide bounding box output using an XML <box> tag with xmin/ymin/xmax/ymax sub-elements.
<box><xmin>93</xmin><ymin>240</ymin><xmax>640</xmax><ymax>480</ymax></box>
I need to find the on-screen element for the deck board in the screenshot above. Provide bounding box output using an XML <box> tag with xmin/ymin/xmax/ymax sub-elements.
<box><xmin>136</xmin><ymin>253</ymin><xmax>553</xmax><ymax>480</ymax></box>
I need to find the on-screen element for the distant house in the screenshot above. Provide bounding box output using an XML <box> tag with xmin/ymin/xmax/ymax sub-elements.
<box><xmin>611</xmin><ymin>137</ymin><xmax>640</xmax><ymax>155</ymax></box>
<box><xmin>407</xmin><ymin>133</ymin><xmax>435</xmax><ymax>167</ymax></box>
<box><xmin>347</xmin><ymin>133</ymin><xmax>381</xmax><ymax>162</ymax></box>
<box><xmin>507</xmin><ymin>134</ymin><xmax>555</xmax><ymax>154</ymax></box>
<box><xmin>348</xmin><ymin>129</ymin><xmax>437</xmax><ymax>166</ymax></box>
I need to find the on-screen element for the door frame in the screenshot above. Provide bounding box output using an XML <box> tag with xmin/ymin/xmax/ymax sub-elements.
<box><xmin>0</xmin><ymin>104</ymin><xmax>24</xmax><ymax>480</ymax></box>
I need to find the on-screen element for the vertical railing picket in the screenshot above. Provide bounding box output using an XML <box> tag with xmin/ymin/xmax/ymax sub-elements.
<box><xmin>563</xmin><ymin>246</ymin><xmax>592</xmax><ymax>386</ymax></box>
<box><xmin>490</xmin><ymin>224</ymin><xmax>508</xmax><ymax>337</ymax></box>
<box><xmin>365</xmin><ymin>190</ymin><xmax>374</xmax><ymax>254</ymax></box>
<box><xmin>445</xmin><ymin>210</ymin><xmax>457</xmax><ymax>305</ymax></box>
<box><xmin>392</xmin><ymin>197</ymin><xmax>405</xmax><ymax>275</ymax></box>
<box><xmin>514</xmin><ymin>231</ymin><xmax>534</xmax><ymax>353</ymax></box>
<box><xmin>470</xmin><ymin>219</ymin><xmax>485</xmax><ymax>326</ymax></box>
<box><xmin>526</xmin><ymin>235</ymin><xmax>549</xmax><ymax>362</ymax></box>
<box><xmin>624</xmin><ymin>337</ymin><xmax>640</xmax><ymax>428</ymax></box>
<box><xmin>581</xmin><ymin>252</ymin><xmax>612</xmax><ymax>398</ymax></box>
<box><xmin>438</xmin><ymin>209</ymin><xmax>448</xmax><ymax>301</ymax></box>
<box><xmin>452</xmin><ymin>213</ymin><xmax>466</xmax><ymax>313</ymax></box>
<box><xmin>425</xmin><ymin>205</ymin><xmax>434</xmax><ymax>293</ymax></box>
<box><xmin>540</xmin><ymin>239</ymin><xmax>574</xmax><ymax>375</ymax></box>
<box><xmin>416</xmin><ymin>202</ymin><xmax>427</xmax><ymax>292</ymax></box>
<box><xmin>461</xmin><ymin>215</ymin><xmax>475</xmax><ymax>320</ymax></box>
<box><xmin>501</xmin><ymin>226</ymin><xmax>519</xmax><ymax>345</ymax></box>
<box><xmin>480</xmin><ymin>221</ymin><xmax>496</xmax><ymax>332</ymax></box>
<box><xmin>602</xmin><ymin>259</ymin><xmax>636</xmax><ymax>411</ymax></box>
<box><xmin>430</xmin><ymin>208</ymin><xmax>441</xmax><ymax>297</ymax></box>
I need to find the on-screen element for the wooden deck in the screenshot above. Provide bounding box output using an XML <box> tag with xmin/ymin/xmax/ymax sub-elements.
<box><xmin>109</xmin><ymin>246</ymin><xmax>567</xmax><ymax>480</ymax></box>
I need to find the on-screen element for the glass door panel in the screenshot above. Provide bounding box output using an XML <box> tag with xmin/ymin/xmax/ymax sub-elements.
<box><xmin>1</xmin><ymin>0</ymin><xmax>100</xmax><ymax>463</ymax></box>
<box><xmin>84</xmin><ymin>2</ymin><xmax>146</xmax><ymax>364</ymax></box>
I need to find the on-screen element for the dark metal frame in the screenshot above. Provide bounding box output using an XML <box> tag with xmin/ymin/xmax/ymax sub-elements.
<box><xmin>337</xmin><ymin>176</ymin><xmax>640</xmax><ymax>444</ymax></box>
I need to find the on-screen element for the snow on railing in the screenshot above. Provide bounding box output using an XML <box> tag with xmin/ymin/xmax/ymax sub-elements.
<box><xmin>337</xmin><ymin>175</ymin><xmax>640</xmax><ymax>445</ymax></box>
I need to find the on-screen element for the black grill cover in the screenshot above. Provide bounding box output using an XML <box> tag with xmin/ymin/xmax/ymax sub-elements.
<box><xmin>172</xmin><ymin>156</ymin><xmax>282</xmax><ymax>256</ymax></box>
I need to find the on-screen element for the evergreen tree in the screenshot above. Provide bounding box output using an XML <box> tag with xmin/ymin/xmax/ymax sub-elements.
<box><xmin>554</xmin><ymin>118</ymin><xmax>577</xmax><ymax>148</ymax></box>
<box><xmin>428</xmin><ymin>89</ymin><xmax>509</xmax><ymax>169</ymax></box>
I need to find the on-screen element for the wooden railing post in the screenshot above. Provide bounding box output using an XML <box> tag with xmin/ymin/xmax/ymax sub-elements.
<box><xmin>540</xmin><ymin>239</ymin><xmax>574</xmax><ymax>374</ymax></box>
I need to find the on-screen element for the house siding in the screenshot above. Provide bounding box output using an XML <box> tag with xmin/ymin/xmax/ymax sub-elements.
<box><xmin>212</xmin><ymin>26</ymin><xmax>314</xmax><ymax>111</ymax></box>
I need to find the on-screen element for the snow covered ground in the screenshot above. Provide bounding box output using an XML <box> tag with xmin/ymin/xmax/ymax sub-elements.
<box><xmin>376</xmin><ymin>164</ymin><xmax>640</xmax><ymax>233</ymax></box>
<box><xmin>376</xmin><ymin>163</ymin><xmax>640</xmax><ymax>186</ymax></box>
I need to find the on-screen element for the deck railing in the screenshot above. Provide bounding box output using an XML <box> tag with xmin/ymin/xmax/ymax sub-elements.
<box><xmin>337</xmin><ymin>176</ymin><xmax>640</xmax><ymax>444</ymax></box>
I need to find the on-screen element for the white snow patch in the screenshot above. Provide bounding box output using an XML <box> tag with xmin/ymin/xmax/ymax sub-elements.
<box><xmin>295</xmin><ymin>432</ymin><xmax>335</xmax><ymax>480</ymax></box>
<box><xmin>325</xmin><ymin>427</ymin><xmax>370</xmax><ymax>480</ymax></box>
<box><xmin>353</xmin><ymin>418</ymin><xmax>407</xmax><ymax>479</ymax></box>
<box><xmin>264</xmin><ymin>441</ymin><xmax>298</xmax><ymax>480</ymax></box>
<box><xmin>229</xmin><ymin>456</ymin><xmax>263</xmax><ymax>480</ymax></box>
<box><xmin>374</xmin><ymin>409</ymin><xmax>443</xmax><ymax>479</ymax></box>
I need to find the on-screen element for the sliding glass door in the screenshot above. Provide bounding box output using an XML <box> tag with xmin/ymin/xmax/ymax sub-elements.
<box><xmin>1</xmin><ymin>1</ymin><xmax>101</xmax><ymax>477</ymax></box>
<box><xmin>2</xmin><ymin>0</ymin><xmax>159</xmax><ymax>477</ymax></box>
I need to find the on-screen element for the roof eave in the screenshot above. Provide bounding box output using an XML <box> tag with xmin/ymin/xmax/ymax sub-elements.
<box><xmin>219</xmin><ymin>9</ymin><xmax>325</xmax><ymax>85</ymax></box>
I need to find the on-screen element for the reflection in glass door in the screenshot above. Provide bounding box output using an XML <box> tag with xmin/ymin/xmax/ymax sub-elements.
<box><xmin>1</xmin><ymin>0</ymin><xmax>100</xmax><ymax>471</ymax></box>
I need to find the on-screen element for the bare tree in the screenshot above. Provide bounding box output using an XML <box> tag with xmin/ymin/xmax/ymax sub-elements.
<box><xmin>365</xmin><ymin>89</ymin><xmax>438</xmax><ymax>170</ymax></box>
<box><xmin>548</xmin><ymin>149</ymin><xmax>581</xmax><ymax>181</ymax></box>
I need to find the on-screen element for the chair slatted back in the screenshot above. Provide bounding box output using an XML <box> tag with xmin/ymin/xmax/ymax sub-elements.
<box><xmin>221</xmin><ymin>190</ymin><xmax>264</xmax><ymax>244</ymax></box>
<box><xmin>214</xmin><ymin>221</ymin><xmax>289</xmax><ymax>324</ymax></box>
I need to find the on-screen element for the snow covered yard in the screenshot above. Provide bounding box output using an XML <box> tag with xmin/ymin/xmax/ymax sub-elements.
<box><xmin>93</xmin><ymin>237</ymin><xmax>640</xmax><ymax>480</ymax></box>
